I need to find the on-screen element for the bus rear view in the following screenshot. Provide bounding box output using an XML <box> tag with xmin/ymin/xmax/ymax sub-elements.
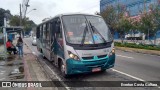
<box><xmin>62</xmin><ymin>14</ymin><xmax>115</xmax><ymax>76</ymax></box>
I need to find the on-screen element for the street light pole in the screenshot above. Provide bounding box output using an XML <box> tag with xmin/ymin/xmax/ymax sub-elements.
<box><xmin>20</xmin><ymin>4</ymin><xmax>23</xmax><ymax>37</ymax></box>
<box><xmin>26</xmin><ymin>9</ymin><xmax>36</xmax><ymax>14</ymax></box>
<box><xmin>3</xmin><ymin>18</ymin><xmax>7</xmax><ymax>59</ymax></box>
<box><xmin>20</xmin><ymin>4</ymin><xmax>22</xmax><ymax>26</ymax></box>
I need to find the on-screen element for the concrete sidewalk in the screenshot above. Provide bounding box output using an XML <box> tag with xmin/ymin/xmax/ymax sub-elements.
<box><xmin>0</xmin><ymin>40</ymin><xmax>54</xmax><ymax>90</ymax></box>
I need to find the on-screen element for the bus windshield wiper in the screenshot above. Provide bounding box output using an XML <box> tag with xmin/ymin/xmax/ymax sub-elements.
<box><xmin>80</xmin><ymin>21</ymin><xmax>88</xmax><ymax>46</ymax></box>
<box><xmin>88</xmin><ymin>21</ymin><xmax>107</xmax><ymax>44</ymax></box>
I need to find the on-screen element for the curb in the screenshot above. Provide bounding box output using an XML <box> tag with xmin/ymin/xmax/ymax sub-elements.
<box><xmin>115</xmin><ymin>46</ymin><xmax>160</xmax><ymax>56</ymax></box>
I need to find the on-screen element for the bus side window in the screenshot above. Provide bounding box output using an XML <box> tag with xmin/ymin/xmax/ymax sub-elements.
<box><xmin>40</xmin><ymin>25</ymin><xmax>43</xmax><ymax>41</ymax></box>
<box><xmin>50</xmin><ymin>21</ymin><xmax>54</xmax><ymax>44</ymax></box>
<box><xmin>42</xmin><ymin>24</ymin><xmax>46</xmax><ymax>47</ymax></box>
<box><xmin>46</xmin><ymin>23</ymin><xmax>50</xmax><ymax>49</ymax></box>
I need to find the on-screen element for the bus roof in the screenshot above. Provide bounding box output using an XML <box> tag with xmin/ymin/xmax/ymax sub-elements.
<box><xmin>58</xmin><ymin>13</ymin><xmax>100</xmax><ymax>17</ymax></box>
<box><xmin>37</xmin><ymin>13</ymin><xmax>101</xmax><ymax>26</ymax></box>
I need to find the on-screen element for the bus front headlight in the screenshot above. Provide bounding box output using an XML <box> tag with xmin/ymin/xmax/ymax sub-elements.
<box><xmin>112</xmin><ymin>48</ymin><xmax>115</xmax><ymax>53</ymax></box>
<box><xmin>109</xmin><ymin>48</ymin><xmax>115</xmax><ymax>56</ymax></box>
<box><xmin>68</xmin><ymin>51</ymin><xmax>80</xmax><ymax>60</ymax></box>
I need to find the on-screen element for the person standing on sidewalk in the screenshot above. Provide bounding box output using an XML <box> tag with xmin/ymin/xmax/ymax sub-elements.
<box><xmin>16</xmin><ymin>37</ymin><xmax>23</xmax><ymax>57</ymax></box>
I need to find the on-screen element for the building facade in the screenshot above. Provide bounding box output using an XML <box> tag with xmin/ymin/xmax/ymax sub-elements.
<box><xmin>100</xmin><ymin>0</ymin><xmax>158</xmax><ymax>16</ymax></box>
<box><xmin>100</xmin><ymin>0</ymin><xmax>160</xmax><ymax>41</ymax></box>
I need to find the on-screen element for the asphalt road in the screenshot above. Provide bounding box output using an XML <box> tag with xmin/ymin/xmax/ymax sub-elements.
<box><xmin>24</xmin><ymin>37</ymin><xmax>160</xmax><ymax>90</ymax></box>
<box><xmin>115</xmin><ymin>50</ymin><xmax>160</xmax><ymax>81</ymax></box>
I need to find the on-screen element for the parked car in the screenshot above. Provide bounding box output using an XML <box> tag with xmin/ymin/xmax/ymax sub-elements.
<box><xmin>32</xmin><ymin>36</ymin><xmax>37</xmax><ymax>46</ymax></box>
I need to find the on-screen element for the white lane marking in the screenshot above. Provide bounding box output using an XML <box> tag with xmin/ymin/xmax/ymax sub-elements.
<box><xmin>25</xmin><ymin>42</ymin><xmax>71</xmax><ymax>90</ymax></box>
<box><xmin>116</xmin><ymin>55</ymin><xmax>134</xmax><ymax>59</ymax></box>
<box><xmin>0</xmin><ymin>73</ymin><xmax>4</xmax><ymax>75</ymax></box>
<box><xmin>111</xmin><ymin>69</ymin><xmax>144</xmax><ymax>81</ymax></box>
<box><xmin>0</xmin><ymin>71</ymin><xmax>5</xmax><ymax>73</ymax></box>
<box><xmin>0</xmin><ymin>78</ymin><xmax>5</xmax><ymax>80</ymax></box>
<box><xmin>111</xmin><ymin>69</ymin><xmax>160</xmax><ymax>88</ymax></box>
<box><xmin>32</xmin><ymin>52</ymin><xmax>36</xmax><ymax>55</ymax></box>
<box><xmin>46</xmin><ymin>64</ymin><xmax>71</xmax><ymax>90</ymax></box>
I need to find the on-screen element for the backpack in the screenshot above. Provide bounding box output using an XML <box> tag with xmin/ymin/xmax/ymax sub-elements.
<box><xmin>16</xmin><ymin>42</ymin><xmax>23</xmax><ymax>47</ymax></box>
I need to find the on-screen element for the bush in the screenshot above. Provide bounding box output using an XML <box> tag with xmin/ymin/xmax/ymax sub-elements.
<box><xmin>114</xmin><ymin>42</ymin><xmax>160</xmax><ymax>51</ymax></box>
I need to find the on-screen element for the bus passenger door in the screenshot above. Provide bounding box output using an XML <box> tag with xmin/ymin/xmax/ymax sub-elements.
<box><xmin>50</xmin><ymin>20</ymin><xmax>56</xmax><ymax>62</ymax></box>
<box><xmin>45</xmin><ymin>23</ymin><xmax>51</xmax><ymax>60</ymax></box>
<box><xmin>51</xmin><ymin>18</ymin><xmax>64</xmax><ymax>66</ymax></box>
<box><xmin>50</xmin><ymin>18</ymin><xmax>60</xmax><ymax>62</ymax></box>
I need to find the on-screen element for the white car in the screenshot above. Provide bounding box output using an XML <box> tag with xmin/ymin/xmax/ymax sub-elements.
<box><xmin>32</xmin><ymin>36</ymin><xmax>37</xmax><ymax>46</ymax></box>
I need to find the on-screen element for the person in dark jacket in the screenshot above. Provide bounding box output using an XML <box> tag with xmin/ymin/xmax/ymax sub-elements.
<box><xmin>16</xmin><ymin>37</ymin><xmax>23</xmax><ymax>57</ymax></box>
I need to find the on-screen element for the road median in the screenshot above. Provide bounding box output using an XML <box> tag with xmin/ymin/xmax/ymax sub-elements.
<box><xmin>115</xmin><ymin>46</ymin><xmax>160</xmax><ymax>56</ymax></box>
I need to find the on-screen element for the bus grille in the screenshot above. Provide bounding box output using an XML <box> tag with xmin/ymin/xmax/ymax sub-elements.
<box><xmin>82</xmin><ymin>54</ymin><xmax>107</xmax><ymax>60</ymax></box>
<box><xmin>97</xmin><ymin>54</ymin><xmax>107</xmax><ymax>59</ymax></box>
<box><xmin>82</xmin><ymin>56</ymin><xmax>93</xmax><ymax>60</ymax></box>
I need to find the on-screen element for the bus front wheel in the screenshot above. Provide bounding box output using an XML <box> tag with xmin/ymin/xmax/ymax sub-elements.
<box><xmin>41</xmin><ymin>50</ymin><xmax>46</xmax><ymax>59</ymax></box>
<box><xmin>59</xmin><ymin>60</ymin><xmax>68</xmax><ymax>78</ymax></box>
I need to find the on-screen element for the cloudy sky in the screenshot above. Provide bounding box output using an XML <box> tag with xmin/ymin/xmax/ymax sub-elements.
<box><xmin>0</xmin><ymin>0</ymin><xmax>100</xmax><ymax>24</ymax></box>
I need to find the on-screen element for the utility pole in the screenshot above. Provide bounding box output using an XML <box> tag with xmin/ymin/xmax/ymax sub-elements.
<box><xmin>3</xmin><ymin>18</ymin><xmax>7</xmax><ymax>59</ymax></box>
<box><xmin>20</xmin><ymin>4</ymin><xmax>23</xmax><ymax>37</ymax></box>
<box><xmin>20</xmin><ymin>4</ymin><xmax>22</xmax><ymax>26</ymax></box>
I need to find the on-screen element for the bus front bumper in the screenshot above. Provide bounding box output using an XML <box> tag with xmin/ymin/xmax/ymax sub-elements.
<box><xmin>66</xmin><ymin>54</ymin><xmax>115</xmax><ymax>75</ymax></box>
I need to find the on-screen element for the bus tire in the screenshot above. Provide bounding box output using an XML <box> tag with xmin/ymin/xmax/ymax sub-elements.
<box><xmin>41</xmin><ymin>50</ymin><xmax>46</xmax><ymax>59</ymax></box>
<box><xmin>59</xmin><ymin>60</ymin><xmax>68</xmax><ymax>78</ymax></box>
<box><xmin>42</xmin><ymin>54</ymin><xmax>46</xmax><ymax>59</ymax></box>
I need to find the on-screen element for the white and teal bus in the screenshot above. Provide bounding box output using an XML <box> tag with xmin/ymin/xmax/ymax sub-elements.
<box><xmin>36</xmin><ymin>13</ymin><xmax>115</xmax><ymax>77</ymax></box>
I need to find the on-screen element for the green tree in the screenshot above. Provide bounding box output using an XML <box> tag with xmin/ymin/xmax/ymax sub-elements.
<box><xmin>116</xmin><ymin>16</ymin><xmax>133</xmax><ymax>43</ymax></box>
<box><xmin>9</xmin><ymin>15</ymin><xmax>20</xmax><ymax>26</ymax></box>
<box><xmin>139</xmin><ymin>10</ymin><xmax>158</xmax><ymax>44</ymax></box>
<box><xmin>0</xmin><ymin>8</ymin><xmax>12</xmax><ymax>27</ymax></box>
<box><xmin>101</xmin><ymin>4</ymin><xmax>133</xmax><ymax>43</ymax></box>
<box><xmin>23</xmin><ymin>18</ymin><xmax>36</xmax><ymax>34</ymax></box>
<box><xmin>114</xmin><ymin>4</ymin><xmax>132</xmax><ymax>43</ymax></box>
<box><xmin>100</xmin><ymin>6</ymin><xmax>117</xmax><ymax>35</ymax></box>
<box><xmin>9</xmin><ymin>15</ymin><xmax>36</xmax><ymax>33</ymax></box>
<box><xmin>150</xmin><ymin>5</ymin><xmax>160</xmax><ymax>44</ymax></box>
<box><xmin>131</xmin><ymin>18</ymin><xmax>142</xmax><ymax>42</ymax></box>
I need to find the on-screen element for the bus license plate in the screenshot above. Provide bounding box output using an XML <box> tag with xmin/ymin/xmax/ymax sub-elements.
<box><xmin>92</xmin><ymin>67</ymin><xmax>101</xmax><ymax>72</ymax></box>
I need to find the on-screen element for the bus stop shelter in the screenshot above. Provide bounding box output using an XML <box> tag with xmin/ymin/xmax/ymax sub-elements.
<box><xmin>6</xmin><ymin>26</ymin><xmax>23</xmax><ymax>34</ymax></box>
<box><xmin>2</xmin><ymin>26</ymin><xmax>23</xmax><ymax>58</ymax></box>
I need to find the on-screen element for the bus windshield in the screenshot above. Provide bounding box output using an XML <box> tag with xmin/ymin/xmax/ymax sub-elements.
<box><xmin>62</xmin><ymin>15</ymin><xmax>112</xmax><ymax>45</ymax></box>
